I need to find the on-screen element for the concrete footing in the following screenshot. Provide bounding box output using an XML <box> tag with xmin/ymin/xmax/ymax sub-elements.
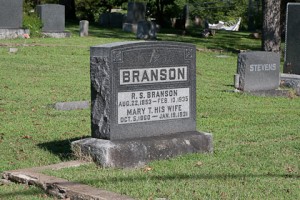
<box><xmin>42</xmin><ymin>31</ymin><xmax>71</xmax><ymax>38</ymax></box>
<box><xmin>2</xmin><ymin>161</ymin><xmax>134</xmax><ymax>200</ymax></box>
<box><xmin>71</xmin><ymin>131</ymin><xmax>213</xmax><ymax>168</ymax></box>
<box><xmin>0</xmin><ymin>29</ymin><xmax>30</xmax><ymax>39</ymax></box>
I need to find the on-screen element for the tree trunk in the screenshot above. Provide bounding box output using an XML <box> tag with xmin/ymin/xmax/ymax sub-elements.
<box><xmin>262</xmin><ymin>0</ymin><xmax>281</xmax><ymax>52</ymax></box>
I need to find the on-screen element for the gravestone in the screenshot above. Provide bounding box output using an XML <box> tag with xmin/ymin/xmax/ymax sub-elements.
<box><xmin>99</xmin><ymin>13</ymin><xmax>124</xmax><ymax>28</ymax></box>
<box><xmin>36</xmin><ymin>4</ymin><xmax>70</xmax><ymax>38</ymax></box>
<box><xmin>79</xmin><ymin>20</ymin><xmax>89</xmax><ymax>37</ymax></box>
<box><xmin>284</xmin><ymin>3</ymin><xmax>300</xmax><ymax>75</ymax></box>
<box><xmin>123</xmin><ymin>2</ymin><xmax>146</xmax><ymax>33</ymax></box>
<box><xmin>236</xmin><ymin>51</ymin><xmax>280</xmax><ymax>91</ymax></box>
<box><xmin>72</xmin><ymin>41</ymin><xmax>213</xmax><ymax>168</ymax></box>
<box><xmin>0</xmin><ymin>0</ymin><xmax>23</xmax><ymax>28</ymax></box>
<box><xmin>136</xmin><ymin>21</ymin><xmax>156</xmax><ymax>40</ymax></box>
<box><xmin>0</xmin><ymin>0</ymin><xmax>29</xmax><ymax>39</ymax></box>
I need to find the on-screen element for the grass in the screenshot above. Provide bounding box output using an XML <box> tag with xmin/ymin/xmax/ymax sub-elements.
<box><xmin>0</xmin><ymin>22</ymin><xmax>299</xmax><ymax>199</ymax></box>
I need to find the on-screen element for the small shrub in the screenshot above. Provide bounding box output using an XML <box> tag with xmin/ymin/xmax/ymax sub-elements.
<box><xmin>23</xmin><ymin>13</ymin><xmax>43</xmax><ymax>38</ymax></box>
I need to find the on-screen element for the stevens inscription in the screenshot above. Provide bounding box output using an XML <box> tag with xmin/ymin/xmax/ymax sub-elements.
<box><xmin>118</xmin><ymin>88</ymin><xmax>190</xmax><ymax>124</ymax></box>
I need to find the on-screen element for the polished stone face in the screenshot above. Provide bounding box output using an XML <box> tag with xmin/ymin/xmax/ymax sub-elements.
<box><xmin>90</xmin><ymin>41</ymin><xmax>197</xmax><ymax>140</ymax></box>
<box><xmin>284</xmin><ymin>3</ymin><xmax>300</xmax><ymax>75</ymax></box>
<box><xmin>237</xmin><ymin>51</ymin><xmax>280</xmax><ymax>92</ymax></box>
<box><xmin>36</xmin><ymin>4</ymin><xmax>65</xmax><ymax>32</ymax></box>
<box><xmin>0</xmin><ymin>0</ymin><xmax>23</xmax><ymax>28</ymax></box>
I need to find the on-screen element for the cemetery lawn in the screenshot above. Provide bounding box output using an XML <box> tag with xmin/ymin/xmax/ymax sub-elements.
<box><xmin>0</xmin><ymin>24</ymin><xmax>299</xmax><ymax>199</ymax></box>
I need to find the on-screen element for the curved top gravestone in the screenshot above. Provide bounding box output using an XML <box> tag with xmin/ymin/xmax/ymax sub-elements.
<box><xmin>90</xmin><ymin>41</ymin><xmax>197</xmax><ymax>140</ymax></box>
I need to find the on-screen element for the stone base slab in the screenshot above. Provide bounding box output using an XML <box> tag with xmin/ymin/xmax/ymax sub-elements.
<box><xmin>245</xmin><ymin>89</ymin><xmax>293</xmax><ymax>97</ymax></box>
<box><xmin>71</xmin><ymin>131</ymin><xmax>213</xmax><ymax>168</ymax></box>
<box><xmin>42</xmin><ymin>31</ymin><xmax>71</xmax><ymax>38</ymax></box>
<box><xmin>0</xmin><ymin>29</ymin><xmax>30</xmax><ymax>39</ymax></box>
<box><xmin>281</xmin><ymin>73</ymin><xmax>300</xmax><ymax>89</ymax></box>
<box><xmin>2</xmin><ymin>161</ymin><xmax>134</xmax><ymax>200</ymax></box>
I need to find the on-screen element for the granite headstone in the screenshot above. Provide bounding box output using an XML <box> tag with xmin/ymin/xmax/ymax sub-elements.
<box><xmin>0</xmin><ymin>0</ymin><xmax>23</xmax><ymax>28</ymax></box>
<box><xmin>237</xmin><ymin>51</ymin><xmax>280</xmax><ymax>91</ymax></box>
<box><xmin>72</xmin><ymin>41</ymin><xmax>213</xmax><ymax>168</ymax></box>
<box><xmin>36</xmin><ymin>4</ymin><xmax>65</xmax><ymax>32</ymax></box>
<box><xmin>284</xmin><ymin>3</ymin><xmax>300</xmax><ymax>75</ymax></box>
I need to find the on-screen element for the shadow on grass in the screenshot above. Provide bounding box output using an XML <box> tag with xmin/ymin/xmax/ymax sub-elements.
<box><xmin>80</xmin><ymin>173</ymin><xmax>299</xmax><ymax>186</ymax></box>
<box><xmin>0</xmin><ymin>189</ymin><xmax>47</xmax><ymax>199</ymax></box>
<box><xmin>37</xmin><ymin>136</ymin><xmax>88</xmax><ymax>161</ymax></box>
<box><xmin>65</xmin><ymin>20</ymin><xmax>262</xmax><ymax>54</ymax></box>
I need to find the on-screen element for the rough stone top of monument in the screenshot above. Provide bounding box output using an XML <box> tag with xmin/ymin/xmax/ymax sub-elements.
<box><xmin>90</xmin><ymin>41</ymin><xmax>197</xmax><ymax>140</ymax></box>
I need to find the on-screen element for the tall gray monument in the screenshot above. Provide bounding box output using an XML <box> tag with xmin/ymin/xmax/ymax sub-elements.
<box><xmin>72</xmin><ymin>41</ymin><xmax>213</xmax><ymax>168</ymax></box>
<box><xmin>0</xmin><ymin>0</ymin><xmax>29</xmax><ymax>39</ymax></box>
<box><xmin>284</xmin><ymin>3</ymin><xmax>300</xmax><ymax>75</ymax></box>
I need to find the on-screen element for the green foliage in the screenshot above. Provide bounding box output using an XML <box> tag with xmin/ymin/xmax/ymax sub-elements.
<box><xmin>23</xmin><ymin>13</ymin><xmax>43</xmax><ymax>38</ymax></box>
<box><xmin>75</xmin><ymin>0</ymin><xmax>102</xmax><ymax>21</ymax></box>
<box><xmin>189</xmin><ymin>0</ymin><xmax>248</xmax><ymax>28</ymax></box>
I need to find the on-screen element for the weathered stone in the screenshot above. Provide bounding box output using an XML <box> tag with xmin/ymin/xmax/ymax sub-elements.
<box><xmin>79</xmin><ymin>20</ymin><xmax>89</xmax><ymax>37</ymax></box>
<box><xmin>54</xmin><ymin>101</ymin><xmax>89</xmax><ymax>111</ymax></box>
<box><xmin>72</xmin><ymin>131</ymin><xmax>213</xmax><ymax>168</ymax></box>
<box><xmin>237</xmin><ymin>51</ymin><xmax>280</xmax><ymax>91</ymax></box>
<box><xmin>284</xmin><ymin>3</ymin><xmax>300</xmax><ymax>75</ymax></box>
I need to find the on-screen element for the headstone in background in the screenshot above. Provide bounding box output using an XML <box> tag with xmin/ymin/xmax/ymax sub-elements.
<box><xmin>36</xmin><ymin>4</ymin><xmax>70</xmax><ymax>38</ymax></box>
<box><xmin>0</xmin><ymin>0</ymin><xmax>23</xmax><ymax>28</ymax></box>
<box><xmin>123</xmin><ymin>2</ymin><xmax>146</xmax><ymax>33</ymax></box>
<box><xmin>126</xmin><ymin>2</ymin><xmax>146</xmax><ymax>23</ymax></box>
<box><xmin>72</xmin><ymin>41</ymin><xmax>213</xmax><ymax>168</ymax></box>
<box><xmin>236</xmin><ymin>51</ymin><xmax>280</xmax><ymax>91</ymax></box>
<box><xmin>136</xmin><ymin>21</ymin><xmax>156</xmax><ymax>40</ymax></box>
<box><xmin>284</xmin><ymin>3</ymin><xmax>300</xmax><ymax>75</ymax></box>
<box><xmin>0</xmin><ymin>0</ymin><xmax>29</xmax><ymax>39</ymax></box>
<box><xmin>99</xmin><ymin>13</ymin><xmax>124</xmax><ymax>28</ymax></box>
<box><xmin>79</xmin><ymin>20</ymin><xmax>89</xmax><ymax>37</ymax></box>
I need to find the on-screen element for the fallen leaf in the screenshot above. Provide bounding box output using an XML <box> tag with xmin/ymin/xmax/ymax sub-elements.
<box><xmin>286</xmin><ymin>165</ymin><xmax>294</xmax><ymax>173</ymax></box>
<box><xmin>195</xmin><ymin>161</ymin><xmax>203</xmax><ymax>167</ymax></box>
<box><xmin>22</xmin><ymin>135</ymin><xmax>32</xmax><ymax>139</ymax></box>
<box><xmin>143</xmin><ymin>166</ymin><xmax>153</xmax><ymax>172</ymax></box>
